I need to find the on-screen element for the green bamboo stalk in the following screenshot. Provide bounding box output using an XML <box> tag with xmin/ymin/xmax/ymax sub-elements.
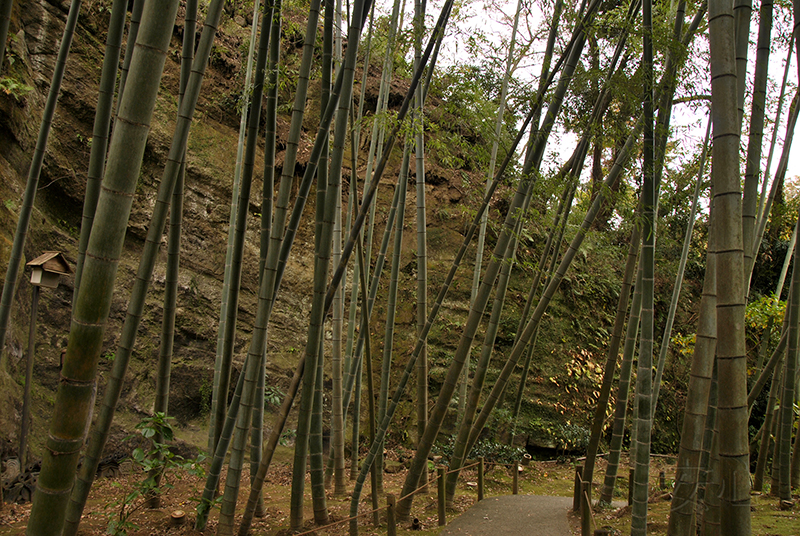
<box><xmin>701</xmin><ymin>371</ymin><xmax>720</xmax><ymax>536</ymax></box>
<box><xmin>734</xmin><ymin>0</ymin><xmax>752</xmax><ymax>128</ymax></box>
<box><xmin>752</xmin><ymin>359</ymin><xmax>782</xmax><ymax>491</ymax></box>
<box><xmin>651</xmin><ymin>118</ymin><xmax>710</xmax><ymax>420</ymax></box>
<box><xmin>290</xmin><ymin>0</ymin><xmax>368</xmax><ymax>527</ymax></box>
<box><xmin>114</xmin><ymin>0</ymin><xmax>143</xmax><ymax>116</ymax></box>
<box><xmin>631</xmin><ymin>1</ymin><xmax>654</xmax><ymax>530</ymax></box>
<box><xmin>147</xmin><ymin>0</ymin><xmax>196</xmax><ymax>508</ymax></box>
<box><xmin>463</xmin><ymin>116</ymin><xmax>643</xmax><ymax>472</ymax></box>
<box><xmin>306</xmin><ymin>53</ymin><xmax>330</xmax><ymax>520</ymax></box>
<box><xmin>777</xmin><ymin>230</ymin><xmax>799</xmax><ymax>500</ymax></box>
<box><xmin>413</xmin><ymin>0</ymin><xmax>428</xmax><ymax>490</ymax></box>
<box><xmin>210</xmin><ymin>0</ymin><xmax>277</xmax><ymax>452</ymax></box>
<box><xmin>195</xmin><ymin>361</ymin><xmax>249</xmax><ymax>531</ymax></box>
<box><xmin>309</xmin><ymin>340</ymin><xmax>329</xmax><ymax>523</ymax></box>
<box><xmin>326</xmin><ymin>0</ymin><xmax>347</xmax><ymax>496</ymax></box>
<box><xmin>376</xmin><ymin>144</ymin><xmax>411</xmax><ymax>496</ymax></box>
<box><xmin>742</xmin><ymin>0</ymin><xmax>773</xmax><ymax>281</ymax></box>
<box><xmin>0</xmin><ymin>0</ymin><xmax>13</xmax><ymax>74</ymax></box>
<box><xmin>581</xmin><ymin>213</ymin><xmax>641</xmax><ymax>495</ymax></box>
<box><xmin>250</xmin><ymin>5</ymin><xmax>276</xmax><ymax>516</ymax></box>
<box><xmin>27</xmin><ymin>3</ymin><xmax>180</xmax><ymax>534</ymax></box>
<box><xmin>210</xmin><ymin>0</ymin><xmax>262</xmax><ymax>453</ymax></box>
<box><xmin>667</xmin><ymin>169</ymin><xmax>719</xmax><ymax>536</ymax></box>
<box><xmin>460</xmin><ymin>0</ymin><xmax>524</xmax><ymax>423</ymax></box>
<box><xmin>708</xmin><ymin>0</ymin><xmax>751</xmax><ymax>529</ymax></box>
<box><xmin>599</xmin><ymin>264</ymin><xmax>643</xmax><ymax>505</ymax></box>
<box><xmin>0</xmin><ymin>0</ymin><xmax>81</xmax><ymax>366</ymax></box>
<box><xmin>73</xmin><ymin>0</ymin><xmax>127</xmax><ymax>300</ymax></box>
<box><xmin>63</xmin><ymin>2</ymin><xmax>225</xmax><ymax>530</ymax></box>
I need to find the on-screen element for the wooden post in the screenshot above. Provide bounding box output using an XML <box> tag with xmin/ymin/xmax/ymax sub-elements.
<box><xmin>512</xmin><ymin>465</ymin><xmax>519</xmax><ymax>495</ymax></box>
<box><xmin>19</xmin><ymin>284</ymin><xmax>39</xmax><ymax>469</ymax></box>
<box><xmin>581</xmin><ymin>480</ymin><xmax>591</xmax><ymax>536</ymax></box>
<box><xmin>594</xmin><ymin>529</ymin><xmax>612</xmax><ymax>535</ymax></box>
<box><xmin>659</xmin><ymin>470</ymin><xmax>666</xmax><ymax>490</ymax></box>
<box><xmin>438</xmin><ymin>466</ymin><xmax>446</xmax><ymax>526</ymax></box>
<box><xmin>387</xmin><ymin>494</ymin><xmax>397</xmax><ymax>536</ymax></box>
<box><xmin>478</xmin><ymin>457</ymin><xmax>485</xmax><ymax>501</ymax></box>
<box><xmin>628</xmin><ymin>468</ymin><xmax>634</xmax><ymax>506</ymax></box>
<box><xmin>573</xmin><ymin>464</ymin><xmax>583</xmax><ymax>512</ymax></box>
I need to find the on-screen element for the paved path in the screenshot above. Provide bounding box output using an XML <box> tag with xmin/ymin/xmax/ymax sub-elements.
<box><xmin>440</xmin><ymin>495</ymin><xmax>573</xmax><ymax>536</ymax></box>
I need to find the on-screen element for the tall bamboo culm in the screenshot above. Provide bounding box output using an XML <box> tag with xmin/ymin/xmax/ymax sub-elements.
<box><xmin>708</xmin><ymin>0</ymin><xmax>751</xmax><ymax>532</ymax></box>
<box><xmin>26</xmin><ymin>3</ymin><xmax>180</xmax><ymax>534</ymax></box>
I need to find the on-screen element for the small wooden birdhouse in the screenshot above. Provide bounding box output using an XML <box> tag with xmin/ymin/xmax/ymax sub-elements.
<box><xmin>27</xmin><ymin>251</ymin><xmax>71</xmax><ymax>289</ymax></box>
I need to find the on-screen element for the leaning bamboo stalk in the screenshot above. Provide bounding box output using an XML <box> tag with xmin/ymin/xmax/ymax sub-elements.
<box><xmin>376</xmin><ymin>144</ymin><xmax>411</xmax><ymax>496</ymax></box>
<box><xmin>114</xmin><ymin>0</ymin><xmax>143</xmax><ymax>116</ymax></box>
<box><xmin>666</xmin><ymin>137</ymin><xmax>719</xmax><ymax>536</ymax></box>
<box><xmin>27</xmin><ymin>3</ymin><xmax>180</xmax><ymax>534</ymax></box>
<box><xmin>463</xmin><ymin>116</ymin><xmax>643</xmax><ymax>465</ymax></box>
<box><xmin>0</xmin><ymin>0</ymin><xmax>81</xmax><ymax>364</ymax></box>
<box><xmin>460</xmin><ymin>0</ymin><xmax>524</xmax><ymax>422</ymax></box>
<box><xmin>211</xmin><ymin>0</ymin><xmax>262</xmax><ymax>453</ymax></box>
<box><xmin>290</xmin><ymin>0</ymin><xmax>369</xmax><ymax>527</ymax></box>
<box><xmin>210</xmin><ymin>0</ymin><xmax>280</xmax><ymax>453</ymax></box>
<box><xmin>0</xmin><ymin>0</ymin><xmax>14</xmax><ymax>74</ymax></box>
<box><xmin>147</xmin><ymin>0</ymin><xmax>196</xmax><ymax>508</ymax></box>
<box><xmin>73</xmin><ymin>0</ymin><xmax>128</xmax><ymax>299</ymax></box>
<box><xmin>742</xmin><ymin>0</ymin><xmax>773</xmax><ymax>278</ymax></box>
<box><xmin>752</xmin><ymin>358</ymin><xmax>782</xmax><ymax>492</ymax></box>
<box><xmin>756</xmin><ymin>36</ymin><xmax>793</xmax><ymax>225</ymax></box>
<box><xmin>63</xmin><ymin>2</ymin><xmax>226</xmax><ymax>530</ymax></box>
<box><xmin>651</xmin><ymin>118</ymin><xmax>710</xmax><ymax>419</ymax></box>
<box><xmin>581</xmin><ymin>211</ymin><xmax>641</xmax><ymax>494</ymax></box>
<box><xmin>599</xmin><ymin>265</ymin><xmax>643</xmax><ymax>505</ymax></box>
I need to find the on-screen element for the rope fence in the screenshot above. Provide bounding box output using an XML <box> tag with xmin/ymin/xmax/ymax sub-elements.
<box><xmin>292</xmin><ymin>455</ymin><xmax>531</xmax><ymax>536</ymax></box>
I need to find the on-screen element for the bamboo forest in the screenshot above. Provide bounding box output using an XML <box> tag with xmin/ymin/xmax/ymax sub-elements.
<box><xmin>1</xmin><ymin>0</ymin><xmax>800</xmax><ymax>534</ymax></box>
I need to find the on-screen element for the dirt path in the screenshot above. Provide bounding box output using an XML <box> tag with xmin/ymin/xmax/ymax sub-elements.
<box><xmin>440</xmin><ymin>495</ymin><xmax>574</xmax><ymax>536</ymax></box>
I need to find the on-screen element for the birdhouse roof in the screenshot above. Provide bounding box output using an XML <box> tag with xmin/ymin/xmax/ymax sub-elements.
<box><xmin>26</xmin><ymin>251</ymin><xmax>72</xmax><ymax>275</ymax></box>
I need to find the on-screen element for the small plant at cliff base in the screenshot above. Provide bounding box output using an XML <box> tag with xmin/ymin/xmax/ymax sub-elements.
<box><xmin>104</xmin><ymin>413</ymin><xmax>206</xmax><ymax>536</ymax></box>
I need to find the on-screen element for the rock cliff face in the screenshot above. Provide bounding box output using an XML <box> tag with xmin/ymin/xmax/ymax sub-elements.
<box><xmin>0</xmin><ymin>0</ymin><xmax>483</xmax><ymax>459</ymax></box>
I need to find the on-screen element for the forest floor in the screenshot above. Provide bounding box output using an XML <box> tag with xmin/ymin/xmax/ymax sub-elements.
<box><xmin>1</xmin><ymin>451</ymin><xmax>798</xmax><ymax>535</ymax></box>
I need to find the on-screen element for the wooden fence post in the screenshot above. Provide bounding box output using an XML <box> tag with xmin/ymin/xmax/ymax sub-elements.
<box><xmin>573</xmin><ymin>464</ymin><xmax>583</xmax><ymax>512</ymax></box>
<box><xmin>581</xmin><ymin>480</ymin><xmax>591</xmax><ymax>536</ymax></box>
<box><xmin>512</xmin><ymin>464</ymin><xmax>519</xmax><ymax>495</ymax></box>
<box><xmin>628</xmin><ymin>468</ymin><xmax>634</xmax><ymax>506</ymax></box>
<box><xmin>387</xmin><ymin>494</ymin><xmax>396</xmax><ymax>536</ymax></box>
<box><xmin>478</xmin><ymin>457</ymin><xmax>485</xmax><ymax>501</ymax></box>
<box><xmin>438</xmin><ymin>466</ymin><xmax>446</xmax><ymax>526</ymax></box>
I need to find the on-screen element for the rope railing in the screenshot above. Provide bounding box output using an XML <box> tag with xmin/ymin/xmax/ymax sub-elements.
<box><xmin>287</xmin><ymin>455</ymin><xmax>530</xmax><ymax>536</ymax></box>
